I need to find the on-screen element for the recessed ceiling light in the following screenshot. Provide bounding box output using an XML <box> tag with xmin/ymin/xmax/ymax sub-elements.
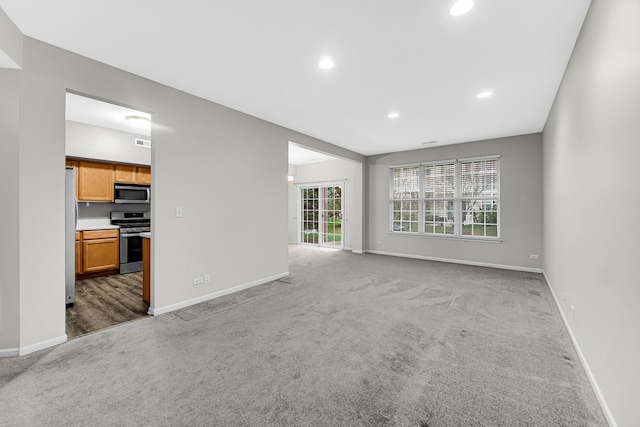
<box><xmin>450</xmin><ymin>0</ymin><xmax>474</xmax><ymax>16</ymax></box>
<box><xmin>476</xmin><ymin>91</ymin><xmax>493</xmax><ymax>99</ymax></box>
<box><xmin>388</xmin><ymin>112</ymin><xmax>400</xmax><ymax>119</ymax></box>
<box><xmin>126</xmin><ymin>115</ymin><xmax>150</xmax><ymax>129</ymax></box>
<box><xmin>318</xmin><ymin>56</ymin><xmax>335</xmax><ymax>70</ymax></box>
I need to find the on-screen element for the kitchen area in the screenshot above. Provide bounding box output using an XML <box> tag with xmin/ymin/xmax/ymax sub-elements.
<box><xmin>65</xmin><ymin>93</ymin><xmax>153</xmax><ymax>338</ymax></box>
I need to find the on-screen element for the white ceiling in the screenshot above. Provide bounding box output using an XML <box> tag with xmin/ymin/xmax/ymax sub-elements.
<box><xmin>288</xmin><ymin>142</ymin><xmax>340</xmax><ymax>166</ymax></box>
<box><xmin>66</xmin><ymin>93</ymin><xmax>151</xmax><ymax>137</ymax></box>
<box><xmin>0</xmin><ymin>0</ymin><xmax>591</xmax><ymax>156</ymax></box>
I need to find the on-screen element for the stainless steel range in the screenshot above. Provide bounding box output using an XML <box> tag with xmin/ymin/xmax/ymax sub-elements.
<box><xmin>110</xmin><ymin>211</ymin><xmax>150</xmax><ymax>274</ymax></box>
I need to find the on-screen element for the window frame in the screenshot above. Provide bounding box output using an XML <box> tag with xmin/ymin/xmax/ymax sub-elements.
<box><xmin>389</xmin><ymin>156</ymin><xmax>500</xmax><ymax>241</ymax></box>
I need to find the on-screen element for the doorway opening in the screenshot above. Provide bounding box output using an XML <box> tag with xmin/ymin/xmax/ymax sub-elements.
<box><xmin>65</xmin><ymin>92</ymin><xmax>152</xmax><ymax>339</ymax></box>
<box><xmin>300</xmin><ymin>184</ymin><xmax>344</xmax><ymax>248</ymax></box>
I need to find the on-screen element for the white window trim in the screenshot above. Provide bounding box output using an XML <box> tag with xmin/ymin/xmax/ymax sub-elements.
<box><xmin>389</xmin><ymin>156</ymin><xmax>501</xmax><ymax>241</ymax></box>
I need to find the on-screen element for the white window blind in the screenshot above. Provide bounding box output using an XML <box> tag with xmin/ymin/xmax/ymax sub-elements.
<box><xmin>389</xmin><ymin>157</ymin><xmax>500</xmax><ymax>239</ymax></box>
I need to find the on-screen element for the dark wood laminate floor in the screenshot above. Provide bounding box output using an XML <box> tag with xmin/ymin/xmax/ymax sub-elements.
<box><xmin>66</xmin><ymin>272</ymin><xmax>149</xmax><ymax>339</ymax></box>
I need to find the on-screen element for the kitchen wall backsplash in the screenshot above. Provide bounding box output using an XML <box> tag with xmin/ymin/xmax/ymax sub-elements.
<box><xmin>78</xmin><ymin>202</ymin><xmax>150</xmax><ymax>221</ymax></box>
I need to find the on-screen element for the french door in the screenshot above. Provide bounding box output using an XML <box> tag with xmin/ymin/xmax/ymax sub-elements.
<box><xmin>300</xmin><ymin>184</ymin><xmax>343</xmax><ymax>247</ymax></box>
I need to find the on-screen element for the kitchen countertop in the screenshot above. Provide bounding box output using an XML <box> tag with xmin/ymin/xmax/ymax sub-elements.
<box><xmin>76</xmin><ymin>224</ymin><xmax>120</xmax><ymax>231</ymax></box>
<box><xmin>76</xmin><ymin>218</ymin><xmax>118</xmax><ymax>231</ymax></box>
<box><xmin>140</xmin><ymin>232</ymin><xmax>151</xmax><ymax>238</ymax></box>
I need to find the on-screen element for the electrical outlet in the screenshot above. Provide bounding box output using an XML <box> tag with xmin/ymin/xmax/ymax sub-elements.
<box><xmin>204</xmin><ymin>274</ymin><xmax>210</xmax><ymax>284</ymax></box>
<box><xmin>176</xmin><ymin>207</ymin><xmax>183</xmax><ymax>218</ymax></box>
<box><xmin>193</xmin><ymin>277</ymin><xmax>204</xmax><ymax>285</ymax></box>
<box><xmin>530</xmin><ymin>254</ymin><xmax>539</xmax><ymax>260</ymax></box>
<box><xmin>570</xmin><ymin>305</ymin><xmax>575</xmax><ymax>317</ymax></box>
<box><xmin>563</xmin><ymin>292</ymin><xmax>567</xmax><ymax>304</ymax></box>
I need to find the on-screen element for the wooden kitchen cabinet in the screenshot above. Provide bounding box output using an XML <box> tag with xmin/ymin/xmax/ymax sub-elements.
<box><xmin>81</xmin><ymin>229</ymin><xmax>119</xmax><ymax>273</ymax></box>
<box><xmin>68</xmin><ymin>159</ymin><xmax>150</xmax><ymax>199</ymax></box>
<box><xmin>77</xmin><ymin>161</ymin><xmax>115</xmax><ymax>202</ymax></box>
<box><xmin>136</xmin><ymin>166</ymin><xmax>151</xmax><ymax>184</ymax></box>
<box><xmin>142</xmin><ymin>236</ymin><xmax>150</xmax><ymax>304</ymax></box>
<box><xmin>115</xmin><ymin>164</ymin><xmax>151</xmax><ymax>185</ymax></box>
<box><xmin>114</xmin><ymin>164</ymin><xmax>137</xmax><ymax>183</ymax></box>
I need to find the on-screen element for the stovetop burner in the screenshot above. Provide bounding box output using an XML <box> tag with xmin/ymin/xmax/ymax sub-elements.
<box><xmin>111</xmin><ymin>211</ymin><xmax>150</xmax><ymax>232</ymax></box>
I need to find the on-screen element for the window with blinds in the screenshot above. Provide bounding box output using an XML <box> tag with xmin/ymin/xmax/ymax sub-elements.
<box><xmin>424</xmin><ymin>162</ymin><xmax>456</xmax><ymax>235</ymax></box>
<box><xmin>391</xmin><ymin>166</ymin><xmax>420</xmax><ymax>233</ymax></box>
<box><xmin>461</xmin><ymin>159</ymin><xmax>499</xmax><ymax>237</ymax></box>
<box><xmin>389</xmin><ymin>157</ymin><xmax>499</xmax><ymax>238</ymax></box>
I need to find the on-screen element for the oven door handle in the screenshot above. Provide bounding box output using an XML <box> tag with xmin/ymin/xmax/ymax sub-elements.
<box><xmin>120</xmin><ymin>233</ymin><xmax>142</xmax><ymax>238</ymax></box>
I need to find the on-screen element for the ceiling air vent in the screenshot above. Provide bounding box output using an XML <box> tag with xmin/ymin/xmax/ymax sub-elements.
<box><xmin>135</xmin><ymin>138</ymin><xmax>151</xmax><ymax>149</ymax></box>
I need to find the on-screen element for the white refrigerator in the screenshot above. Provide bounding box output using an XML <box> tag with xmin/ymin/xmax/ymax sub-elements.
<box><xmin>65</xmin><ymin>167</ymin><xmax>77</xmax><ymax>305</ymax></box>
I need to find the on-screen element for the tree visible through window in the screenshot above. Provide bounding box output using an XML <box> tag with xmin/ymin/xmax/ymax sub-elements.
<box><xmin>461</xmin><ymin>159</ymin><xmax>498</xmax><ymax>237</ymax></box>
<box><xmin>390</xmin><ymin>157</ymin><xmax>499</xmax><ymax>238</ymax></box>
<box><xmin>391</xmin><ymin>166</ymin><xmax>420</xmax><ymax>232</ymax></box>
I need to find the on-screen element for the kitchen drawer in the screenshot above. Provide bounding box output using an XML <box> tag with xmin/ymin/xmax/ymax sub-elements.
<box><xmin>83</xmin><ymin>229</ymin><xmax>119</xmax><ymax>240</ymax></box>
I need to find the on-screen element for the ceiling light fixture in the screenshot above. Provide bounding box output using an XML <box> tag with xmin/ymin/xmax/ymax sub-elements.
<box><xmin>388</xmin><ymin>112</ymin><xmax>400</xmax><ymax>119</ymax></box>
<box><xmin>126</xmin><ymin>115</ymin><xmax>151</xmax><ymax>129</ymax></box>
<box><xmin>476</xmin><ymin>91</ymin><xmax>493</xmax><ymax>99</ymax></box>
<box><xmin>450</xmin><ymin>0</ymin><xmax>474</xmax><ymax>16</ymax></box>
<box><xmin>318</xmin><ymin>56</ymin><xmax>335</xmax><ymax>70</ymax></box>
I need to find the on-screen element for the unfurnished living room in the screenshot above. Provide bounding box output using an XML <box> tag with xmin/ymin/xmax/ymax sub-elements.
<box><xmin>0</xmin><ymin>1</ymin><xmax>637</xmax><ymax>426</ymax></box>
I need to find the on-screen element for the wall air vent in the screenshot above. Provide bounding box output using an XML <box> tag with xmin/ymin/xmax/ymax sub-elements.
<box><xmin>135</xmin><ymin>138</ymin><xmax>151</xmax><ymax>148</ymax></box>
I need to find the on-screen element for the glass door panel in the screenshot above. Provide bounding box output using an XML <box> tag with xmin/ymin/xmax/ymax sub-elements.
<box><xmin>300</xmin><ymin>185</ymin><xmax>343</xmax><ymax>247</ymax></box>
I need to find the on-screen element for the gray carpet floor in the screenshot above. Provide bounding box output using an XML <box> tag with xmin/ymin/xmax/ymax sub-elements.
<box><xmin>0</xmin><ymin>245</ymin><xmax>606</xmax><ymax>426</ymax></box>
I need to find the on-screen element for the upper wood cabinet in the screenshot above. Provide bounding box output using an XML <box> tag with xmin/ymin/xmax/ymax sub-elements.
<box><xmin>77</xmin><ymin>161</ymin><xmax>115</xmax><ymax>202</ymax></box>
<box><xmin>115</xmin><ymin>164</ymin><xmax>151</xmax><ymax>185</ymax></box>
<box><xmin>136</xmin><ymin>166</ymin><xmax>151</xmax><ymax>185</ymax></box>
<box><xmin>67</xmin><ymin>158</ymin><xmax>150</xmax><ymax>201</ymax></box>
<box><xmin>114</xmin><ymin>164</ymin><xmax>136</xmax><ymax>184</ymax></box>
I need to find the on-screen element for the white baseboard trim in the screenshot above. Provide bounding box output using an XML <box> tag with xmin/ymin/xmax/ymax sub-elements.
<box><xmin>351</xmin><ymin>249</ymin><xmax>364</xmax><ymax>254</ymax></box>
<box><xmin>10</xmin><ymin>334</ymin><xmax>68</xmax><ymax>356</ymax></box>
<box><xmin>0</xmin><ymin>347</ymin><xmax>20</xmax><ymax>358</ymax></box>
<box><xmin>150</xmin><ymin>272</ymin><xmax>290</xmax><ymax>316</ymax></box>
<box><xmin>365</xmin><ymin>250</ymin><xmax>543</xmax><ymax>273</ymax></box>
<box><xmin>542</xmin><ymin>270</ymin><xmax>616</xmax><ymax>427</ymax></box>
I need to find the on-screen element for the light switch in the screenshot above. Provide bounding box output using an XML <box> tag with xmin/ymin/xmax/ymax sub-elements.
<box><xmin>175</xmin><ymin>207</ymin><xmax>183</xmax><ymax>218</ymax></box>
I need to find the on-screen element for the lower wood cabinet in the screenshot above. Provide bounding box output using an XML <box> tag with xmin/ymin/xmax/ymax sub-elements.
<box><xmin>80</xmin><ymin>229</ymin><xmax>119</xmax><ymax>274</ymax></box>
<box><xmin>142</xmin><ymin>236</ymin><xmax>150</xmax><ymax>304</ymax></box>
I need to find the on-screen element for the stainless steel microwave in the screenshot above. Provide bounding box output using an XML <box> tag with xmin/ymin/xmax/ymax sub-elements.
<box><xmin>114</xmin><ymin>184</ymin><xmax>150</xmax><ymax>204</ymax></box>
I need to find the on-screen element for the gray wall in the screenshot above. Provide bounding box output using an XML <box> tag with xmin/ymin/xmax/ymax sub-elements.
<box><xmin>542</xmin><ymin>0</ymin><xmax>640</xmax><ymax>425</ymax></box>
<box><xmin>66</xmin><ymin>121</ymin><xmax>151</xmax><ymax>165</ymax></box>
<box><xmin>288</xmin><ymin>159</ymin><xmax>363</xmax><ymax>252</ymax></box>
<box><xmin>0</xmin><ymin>69</ymin><xmax>20</xmax><ymax>351</ymax></box>
<box><xmin>367</xmin><ymin>134</ymin><xmax>543</xmax><ymax>271</ymax></box>
<box><xmin>0</xmin><ymin>34</ymin><xmax>362</xmax><ymax>354</ymax></box>
<box><xmin>17</xmin><ymin>57</ymin><xmax>68</xmax><ymax>350</ymax></box>
<box><xmin>0</xmin><ymin>7</ymin><xmax>22</xmax><ymax>68</ymax></box>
